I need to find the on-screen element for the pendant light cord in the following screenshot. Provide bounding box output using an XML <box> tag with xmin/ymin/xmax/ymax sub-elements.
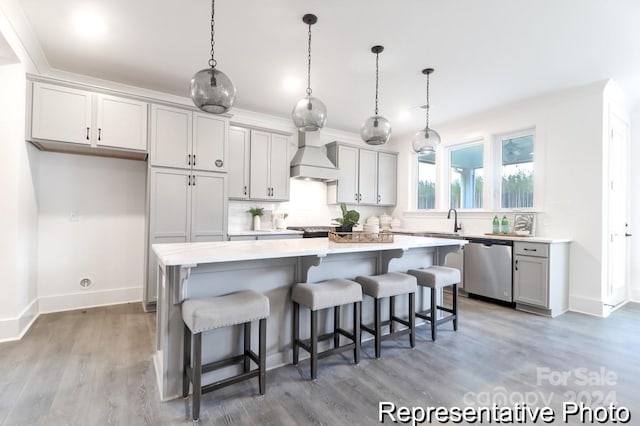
<box><xmin>306</xmin><ymin>22</ymin><xmax>312</xmax><ymax>95</ymax></box>
<box><xmin>425</xmin><ymin>72</ymin><xmax>430</xmax><ymax>130</ymax></box>
<box><xmin>374</xmin><ymin>51</ymin><xmax>379</xmax><ymax>116</ymax></box>
<box><xmin>209</xmin><ymin>0</ymin><xmax>217</xmax><ymax>69</ymax></box>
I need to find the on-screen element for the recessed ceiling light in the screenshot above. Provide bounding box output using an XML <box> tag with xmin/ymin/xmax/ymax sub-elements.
<box><xmin>282</xmin><ymin>76</ymin><xmax>301</xmax><ymax>93</ymax></box>
<box><xmin>72</xmin><ymin>8</ymin><xmax>107</xmax><ymax>39</ymax></box>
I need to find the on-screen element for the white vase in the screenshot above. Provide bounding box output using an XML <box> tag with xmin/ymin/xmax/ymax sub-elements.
<box><xmin>253</xmin><ymin>216</ymin><xmax>261</xmax><ymax>231</ymax></box>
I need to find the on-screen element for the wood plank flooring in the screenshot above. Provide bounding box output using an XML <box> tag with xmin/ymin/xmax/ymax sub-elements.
<box><xmin>1</xmin><ymin>298</ymin><xmax>638</xmax><ymax>425</ymax></box>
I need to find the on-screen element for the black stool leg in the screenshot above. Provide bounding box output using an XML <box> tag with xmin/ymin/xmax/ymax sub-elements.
<box><xmin>334</xmin><ymin>305</ymin><xmax>341</xmax><ymax>348</ymax></box>
<box><xmin>244</xmin><ymin>322</ymin><xmax>251</xmax><ymax>373</ymax></box>
<box><xmin>311</xmin><ymin>310</ymin><xmax>318</xmax><ymax>379</ymax></box>
<box><xmin>193</xmin><ymin>332</ymin><xmax>202</xmax><ymax>422</ymax></box>
<box><xmin>374</xmin><ymin>298</ymin><xmax>382</xmax><ymax>359</ymax></box>
<box><xmin>430</xmin><ymin>288</ymin><xmax>437</xmax><ymax>341</ymax></box>
<box><xmin>182</xmin><ymin>324</ymin><xmax>191</xmax><ymax>399</ymax></box>
<box><xmin>259</xmin><ymin>318</ymin><xmax>266</xmax><ymax>395</ymax></box>
<box><xmin>353</xmin><ymin>301</ymin><xmax>361</xmax><ymax>364</ymax></box>
<box><xmin>389</xmin><ymin>296</ymin><xmax>396</xmax><ymax>333</ymax></box>
<box><xmin>292</xmin><ymin>302</ymin><xmax>300</xmax><ymax>365</ymax></box>
<box><xmin>409</xmin><ymin>292</ymin><xmax>415</xmax><ymax>348</ymax></box>
<box><xmin>452</xmin><ymin>284</ymin><xmax>458</xmax><ymax>331</ymax></box>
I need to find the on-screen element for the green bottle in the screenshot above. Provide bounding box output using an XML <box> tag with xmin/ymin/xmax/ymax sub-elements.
<box><xmin>492</xmin><ymin>216</ymin><xmax>500</xmax><ymax>234</ymax></box>
<box><xmin>501</xmin><ymin>216</ymin><xmax>509</xmax><ymax>234</ymax></box>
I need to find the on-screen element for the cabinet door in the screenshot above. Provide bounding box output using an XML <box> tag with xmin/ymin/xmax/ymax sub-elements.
<box><xmin>249</xmin><ymin>130</ymin><xmax>271</xmax><ymax>200</ymax></box>
<box><xmin>228</xmin><ymin>127</ymin><xmax>249</xmax><ymax>199</ymax></box>
<box><xmin>514</xmin><ymin>255</ymin><xmax>549</xmax><ymax>308</ymax></box>
<box><xmin>190</xmin><ymin>172</ymin><xmax>227</xmax><ymax>242</ymax></box>
<box><xmin>269</xmin><ymin>133</ymin><xmax>290</xmax><ymax>201</ymax></box>
<box><xmin>377</xmin><ymin>152</ymin><xmax>397</xmax><ymax>205</ymax></box>
<box><xmin>31</xmin><ymin>82</ymin><xmax>92</xmax><ymax>145</ymax></box>
<box><xmin>96</xmin><ymin>94</ymin><xmax>148</xmax><ymax>151</ymax></box>
<box><xmin>192</xmin><ymin>113</ymin><xmax>227</xmax><ymax>172</ymax></box>
<box><xmin>149</xmin><ymin>168</ymin><xmax>191</xmax><ymax>239</ymax></box>
<box><xmin>336</xmin><ymin>145</ymin><xmax>359</xmax><ymax>203</ymax></box>
<box><xmin>358</xmin><ymin>149</ymin><xmax>378</xmax><ymax>204</ymax></box>
<box><xmin>150</xmin><ymin>104</ymin><xmax>192</xmax><ymax>168</ymax></box>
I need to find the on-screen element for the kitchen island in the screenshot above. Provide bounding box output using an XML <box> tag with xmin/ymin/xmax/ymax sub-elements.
<box><xmin>152</xmin><ymin>235</ymin><xmax>466</xmax><ymax>401</ymax></box>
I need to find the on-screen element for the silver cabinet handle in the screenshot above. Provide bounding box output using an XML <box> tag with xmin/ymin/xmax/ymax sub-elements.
<box><xmin>355</xmin><ymin>193</ymin><xmax>358</xmax><ymax>201</ymax></box>
<box><xmin>192</xmin><ymin>175</ymin><xmax>196</xmax><ymax>186</ymax></box>
<box><xmin>378</xmin><ymin>194</ymin><xmax>381</xmax><ymax>203</ymax></box>
<box><xmin>86</xmin><ymin>127</ymin><xmax>90</xmax><ymax>140</ymax></box>
<box><xmin>193</xmin><ymin>155</ymin><xmax>196</xmax><ymax>166</ymax></box>
<box><xmin>98</xmin><ymin>128</ymin><xmax>102</xmax><ymax>141</ymax></box>
<box><xmin>187</xmin><ymin>154</ymin><xmax>192</xmax><ymax>166</ymax></box>
<box><xmin>187</xmin><ymin>175</ymin><xmax>191</xmax><ymax>186</ymax></box>
<box><xmin>523</xmin><ymin>248</ymin><xmax>537</xmax><ymax>252</ymax></box>
<box><xmin>244</xmin><ymin>186</ymin><xmax>247</xmax><ymax>196</ymax></box>
<box><xmin>515</xmin><ymin>259</ymin><xmax>519</xmax><ymax>271</ymax></box>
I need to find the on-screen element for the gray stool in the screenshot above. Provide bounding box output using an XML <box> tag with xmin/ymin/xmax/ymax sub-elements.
<box><xmin>292</xmin><ymin>278</ymin><xmax>362</xmax><ymax>380</ymax></box>
<box><xmin>182</xmin><ymin>290</ymin><xmax>269</xmax><ymax>421</ymax></box>
<box><xmin>355</xmin><ymin>272</ymin><xmax>417</xmax><ymax>358</ymax></box>
<box><xmin>407</xmin><ymin>266</ymin><xmax>460</xmax><ymax>341</ymax></box>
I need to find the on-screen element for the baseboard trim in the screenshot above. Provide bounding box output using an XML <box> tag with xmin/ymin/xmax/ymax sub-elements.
<box><xmin>630</xmin><ymin>288</ymin><xmax>640</xmax><ymax>303</ymax></box>
<box><xmin>38</xmin><ymin>287</ymin><xmax>142</xmax><ymax>314</ymax></box>
<box><xmin>0</xmin><ymin>298</ymin><xmax>40</xmax><ymax>343</ymax></box>
<box><xmin>569</xmin><ymin>295</ymin><xmax>605</xmax><ymax>317</ymax></box>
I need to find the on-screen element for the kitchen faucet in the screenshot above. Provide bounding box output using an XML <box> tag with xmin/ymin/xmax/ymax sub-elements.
<box><xmin>447</xmin><ymin>208</ymin><xmax>463</xmax><ymax>233</ymax></box>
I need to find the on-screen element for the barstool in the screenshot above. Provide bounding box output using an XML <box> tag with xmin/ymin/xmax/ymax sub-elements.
<box><xmin>182</xmin><ymin>290</ymin><xmax>269</xmax><ymax>422</ymax></box>
<box><xmin>407</xmin><ymin>266</ymin><xmax>460</xmax><ymax>341</ymax></box>
<box><xmin>355</xmin><ymin>272</ymin><xmax>417</xmax><ymax>358</ymax></box>
<box><xmin>292</xmin><ymin>278</ymin><xmax>362</xmax><ymax>380</ymax></box>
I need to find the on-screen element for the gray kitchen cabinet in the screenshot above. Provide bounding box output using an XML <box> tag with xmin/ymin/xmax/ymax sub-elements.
<box><xmin>248</xmin><ymin>129</ymin><xmax>290</xmax><ymax>201</ymax></box>
<box><xmin>326</xmin><ymin>142</ymin><xmax>397</xmax><ymax>206</ymax></box>
<box><xmin>30</xmin><ymin>81</ymin><xmax>148</xmax><ymax>155</ymax></box>
<box><xmin>228</xmin><ymin>126</ymin><xmax>250</xmax><ymax>199</ymax></box>
<box><xmin>145</xmin><ymin>167</ymin><xmax>227</xmax><ymax>305</ymax></box>
<box><xmin>150</xmin><ymin>104</ymin><xmax>227</xmax><ymax>172</ymax></box>
<box><xmin>513</xmin><ymin>241</ymin><xmax>569</xmax><ymax>317</ymax></box>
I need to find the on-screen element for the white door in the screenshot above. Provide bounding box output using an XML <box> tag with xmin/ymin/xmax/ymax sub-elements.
<box><xmin>377</xmin><ymin>152</ymin><xmax>397</xmax><ymax>205</ymax></box>
<box><xmin>149</xmin><ymin>104</ymin><xmax>192</xmax><ymax>168</ymax></box>
<box><xmin>190</xmin><ymin>171</ymin><xmax>227</xmax><ymax>242</ymax></box>
<box><xmin>96</xmin><ymin>94</ymin><xmax>148</xmax><ymax>151</ymax></box>
<box><xmin>31</xmin><ymin>82</ymin><xmax>92</xmax><ymax>145</ymax></box>
<box><xmin>227</xmin><ymin>126</ymin><xmax>249</xmax><ymax>199</ymax></box>
<box><xmin>606</xmin><ymin>110</ymin><xmax>630</xmax><ymax>307</ymax></box>
<box><xmin>269</xmin><ymin>134</ymin><xmax>290</xmax><ymax>201</ymax></box>
<box><xmin>249</xmin><ymin>130</ymin><xmax>271</xmax><ymax>200</ymax></box>
<box><xmin>358</xmin><ymin>149</ymin><xmax>378</xmax><ymax>204</ymax></box>
<box><xmin>336</xmin><ymin>145</ymin><xmax>359</xmax><ymax>204</ymax></box>
<box><xmin>192</xmin><ymin>113</ymin><xmax>227</xmax><ymax>172</ymax></box>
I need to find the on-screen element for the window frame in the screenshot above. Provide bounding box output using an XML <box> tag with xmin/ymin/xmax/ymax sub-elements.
<box><xmin>492</xmin><ymin>128</ymin><xmax>537</xmax><ymax>211</ymax></box>
<box><xmin>446</xmin><ymin>138</ymin><xmax>486</xmax><ymax>211</ymax></box>
<box><xmin>416</xmin><ymin>151</ymin><xmax>437</xmax><ymax>210</ymax></box>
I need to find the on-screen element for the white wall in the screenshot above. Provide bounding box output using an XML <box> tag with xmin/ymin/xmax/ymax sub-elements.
<box><xmin>630</xmin><ymin>107</ymin><xmax>640</xmax><ymax>303</ymax></box>
<box><xmin>0</xmin><ymin>63</ymin><xmax>39</xmax><ymax>341</ymax></box>
<box><xmin>36</xmin><ymin>152</ymin><xmax>146</xmax><ymax>313</ymax></box>
<box><xmin>389</xmin><ymin>82</ymin><xmax>608</xmax><ymax>316</ymax></box>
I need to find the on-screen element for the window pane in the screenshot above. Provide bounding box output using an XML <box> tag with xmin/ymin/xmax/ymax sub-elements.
<box><xmin>450</xmin><ymin>144</ymin><xmax>484</xmax><ymax>209</ymax></box>
<box><xmin>501</xmin><ymin>135</ymin><xmax>534</xmax><ymax>208</ymax></box>
<box><xmin>417</xmin><ymin>152</ymin><xmax>436</xmax><ymax>209</ymax></box>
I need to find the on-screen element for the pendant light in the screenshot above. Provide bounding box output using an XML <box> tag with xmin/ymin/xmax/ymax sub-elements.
<box><xmin>292</xmin><ymin>14</ymin><xmax>327</xmax><ymax>132</ymax></box>
<box><xmin>190</xmin><ymin>0</ymin><xmax>236</xmax><ymax>114</ymax></box>
<box><xmin>361</xmin><ymin>45</ymin><xmax>391</xmax><ymax>145</ymax></box>
<box><xmin>412</xmin><ymin>68</ymin><xmax>441</xmax><ymax>154</ymax></box>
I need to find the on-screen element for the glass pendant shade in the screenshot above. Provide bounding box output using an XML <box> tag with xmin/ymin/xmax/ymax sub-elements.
<box><xmin>190</xmin><ymin>67</ymin><xmax>236</xmax><ymax>114</ymax></box>
<box><xmin>412</xmin><ymin>127</ymin><xmax>441</xmax><ymax>154</ymax></box>
<box><xmin>360</xmin><ymin>115</ymin><xmax>391</xmax><ymax>145</ymax></box>
<box><xmin>292</xmin><ymin>95</ymin><xmax>327</xmax><ymax>132</ymax></box>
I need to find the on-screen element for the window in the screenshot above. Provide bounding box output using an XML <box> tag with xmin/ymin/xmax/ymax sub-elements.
<box><xmin>417</xmin><ymin>152</ymin><xmax>436</xmax><ymax>209</ymax></box>
<box><xmin>500</xmin><ymin>134</ymin><xmax>534</xmax><ymax>208</ymax></box>
<box><xmin>450</xmin><ymin>144</ymin><xmax>484</xmax><ymax>209</ymax></box>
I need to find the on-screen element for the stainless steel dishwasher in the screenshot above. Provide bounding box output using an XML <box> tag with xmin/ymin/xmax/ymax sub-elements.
<box><xmin>464</xmin><ymin>238</ymin><xmax>513</xmax><ymax>303</ymax></box>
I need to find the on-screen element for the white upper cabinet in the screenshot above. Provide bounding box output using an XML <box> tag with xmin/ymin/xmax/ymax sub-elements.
<box><xmin>31</xmin><ymin>82</ymin><xmax>148</xmax><ymax>153</ymax></box>
<box><xmin>227</xmin><ymin>126</ymin><xmax>250</xmax><ymax>199</ymax></box>
<box><xmin>249</xmin><ymin>130</ymin><xmax>271</xmax><ymax>200</ymax></box>
<box><xmin>150</xmin><ymin>104</ymin><xmax>227</xmax><ymax>172</ymax></box>
<box><xmin>326</xmin><ymin>142</ymin><xmax>397</xmax><ymax>206</ymax></box>
<box><xmin>268</xmin><ymin>133</ymin><xmax>290</xmax><ymax>201</ymax></box>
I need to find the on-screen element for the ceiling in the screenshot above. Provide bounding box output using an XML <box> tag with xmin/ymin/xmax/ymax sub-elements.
<box><xmin>8</xmin><ymin>0</ymin><xmax>640</xmax><ymax>139</ymax></box>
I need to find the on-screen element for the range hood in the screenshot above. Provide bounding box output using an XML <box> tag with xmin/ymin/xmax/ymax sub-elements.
<box><xmin>290</xmin><ymin>131</ymin><xmax>339</xmax><ymax>182</ymax></box>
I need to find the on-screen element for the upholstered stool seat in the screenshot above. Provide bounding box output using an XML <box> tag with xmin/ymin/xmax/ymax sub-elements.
<box><xmin>355</xmin><ymin>272</ymin><xmax>417</xmax><ymax>358</ymax></box>
<box><xmin>292</xmin><ymin>279</ymin><xmax>362</xmax><ymax>379</ymax></box>
<box><xmin>182</xmin><ymin>290</ymin><xmax>269</xmax><ymax>421</ymax></box>
<box><xmin>407</xmin><ymin>266</ymin><xmax>460</xmax><ymax>341</ymax></box>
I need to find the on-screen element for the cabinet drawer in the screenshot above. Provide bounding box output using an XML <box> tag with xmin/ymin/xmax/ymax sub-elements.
<box><xmin>514</xmin><ymin>242</ymin><xmax>548</xmax><ymax>257</ymax></box>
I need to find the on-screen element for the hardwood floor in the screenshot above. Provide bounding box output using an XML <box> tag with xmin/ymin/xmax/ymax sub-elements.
<box><xmin>1</xmin><ymin>298</ymin><xmax>638</xmax><ymax>425</ymax></box>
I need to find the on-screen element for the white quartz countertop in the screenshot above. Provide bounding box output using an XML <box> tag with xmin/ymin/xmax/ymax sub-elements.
<box><xmin>227</xmin><ymin>229</ymin><xmax>304</xmax><ymax>236</ymax></box>
<box><xmin>391</xmin><ymin>228</ymin><xmax>571</xmax><ymax>244</ymax></box>
<box><xmin>153</xmin><ymin>235</ymin><xmax>467</xmax><ymax>267</ymax></box>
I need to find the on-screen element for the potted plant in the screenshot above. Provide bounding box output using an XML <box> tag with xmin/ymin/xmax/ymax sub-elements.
<box><xmin>247</xmin><ymin>207</ymin><xmax>264</xmax><ymax>231</ymax></box>
<box><xmin>332</xmin><ymin>203</ymin><xmax>360</xmax><ymax>233</ymax></box>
